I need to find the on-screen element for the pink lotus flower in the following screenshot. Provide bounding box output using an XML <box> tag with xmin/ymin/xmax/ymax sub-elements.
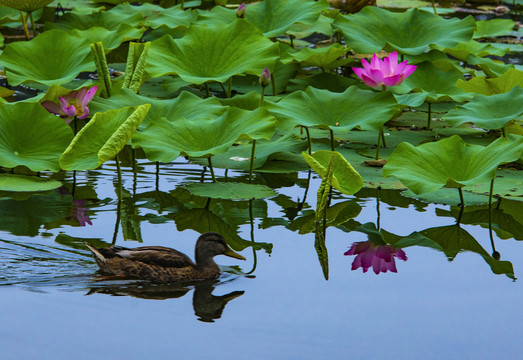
<box><xmin>41</xmin><ymin>86</ymin><xmax>97</xmax><ymax>123</ymax></box>
<box><xmin>352</xmin><ymin>52</ymin><xmax>416</xmax><ymax>88</ymax></box>
<box><xmin>236</xmin><ymin>3</ymin><xmax>246</xmax><ymax>18</ymax></box>
<box><xmin>344</xmin><ymin>241</ymin><xmax>407</xmax><ymax>274</ymax></box>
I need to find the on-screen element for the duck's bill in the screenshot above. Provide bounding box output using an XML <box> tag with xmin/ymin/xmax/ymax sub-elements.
<box><xmin>224</xmin><ymin>248</ymin><xmax>246</xmax><ymax>260</ymax></box>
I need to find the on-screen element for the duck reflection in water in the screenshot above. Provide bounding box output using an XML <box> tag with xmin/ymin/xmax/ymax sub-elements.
<box><xmin>344</xmin><ymin>240</ymin><xmax>407</xmax><ymax>274</ymax></box>
<box><xmin>87</xmin><ymin>279</ymin><xmax>244</xmax><ymax>322</ymax></box>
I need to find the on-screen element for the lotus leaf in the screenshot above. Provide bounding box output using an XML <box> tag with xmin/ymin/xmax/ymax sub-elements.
<box><xmin>132</xmin><ymin>107</ymin><xmax>277</xmax><ymax>162</ymax></box>
<box><xmin>266</xmin><ymin>86</ymin><xmax>398</xmax><ymax>132</ymax></box>
<box><xmin>0</xmin><ymin>29</ymin><xmax>95</xmax><ymax>86</ymax></box>
<box><xmin>287</xmin><ymin>13</ymin><xmax>335</xmax><ymax>39</ymax></box>
<box><xmin>437</xmin><ymin>40</ymin><xmax>509</xmax><ymax>59</ymax></box>
<box><xmin>443</xmin><ymin>87</ymin><xmax>523</xmax><ymax>130</ymax></box>
<box><xmin>333</xmin><ymin>7</ymin><xmax>475</xmax><ymax>55</ymax></box>
<box><xmin>0</xmin><ymin>102</ymin><xmax>73</xmax><ymax>172</ymax></box>
<box><xmin>146</xmin><ymin>20</ymin><xmax>279</xmax><ymax>84</ymax></box>
<box><xmin>383</xmin><ymin>135</ymin><xmax>523</xmax><ymax>195</ymax></box>
<box><xmin>0</xmin><ymin>174</ymin><xmax>62</xmax><ymax>192</ymax></box>
<box><xmin>110</xmin><ymin>3</ymin><xmax>196</xmax><ymax>30</ymax></box>
<box><xmin>474</xmin><ymin>19</ymin><xmax>515</xmax><ymax>39</ymax></box>
<box><xmin>186</xmin><ymin>183</ymin><xmax>276</xmax><ymax>200</ymax></box>
<box><xmin>302</xmin><ymin>150</ymin><xmax>363</xmax><ymax>195</ymax></box>
<box><xmin>48</xmin><ymin>9</ymin><xmax>145</xmax><ymax>31</ymax></box>
<box><xmin>393</xmin><ymin>61</ymin><xmax>472</xmax><ymax>103</ymax></box>
<box><xmin>59</xmin><ymin>104</ymin><xmax>151</xmax><ymax>170</ymax></box>
<box><xmin>0</xmin><ymin>0</ymin><xmax>52</xmax><ymax>12</ymax></box>
<box><xmin>456</xmin><ymin>69</ymin><xmax>523</xmax><ymax>95</ymax></box>
<box><xmin>281</xmin><ymin>43</ymin><xmax>350</xmax><ymax>70</ymax></box>
<box><xmin>67</xmin><ymin>25</ymin><xmax>146</xmax><ymax>51</ymax></box>
<box><xmin>466</xmin><ymin>54</ymin><xmax>515</xmax><ymax>78</ymax></box>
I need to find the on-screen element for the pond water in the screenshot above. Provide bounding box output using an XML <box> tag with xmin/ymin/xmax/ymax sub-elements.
<box><xmin>1</xmin><ymin>158</ymin><xmax>522</xmax><ymax>359</ymax></box>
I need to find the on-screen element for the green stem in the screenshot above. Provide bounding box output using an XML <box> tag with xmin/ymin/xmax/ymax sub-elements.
<box><xmin>380</xmin><ymin>126</ymin><xmax>386</xmax><ymax>148</ymax></box>
<box><xmin>329</xmin><ymin>128</ymin><xmax>335</xmax><ymax>151</ymax></box>
<box><xmin>502</xmin><ymin>123</ymin><xmax>509</xmax><ymax>139</ymax></box>
<box><xmin>303</xmin><ymin>126</ymin><xmax>312</xmax><ymax>155</ymax></box>
<box><xmin>205</xmin><ymin>82</ymin><xmax>210</xmax><ymax>98</ymax></box>
<box><xmin>227</xmin><ymin>77</ymin><xmax>232</xmax><ymax>98</ymax></box>
<box><xmin>375</xmin><ymin>127</ymin><xmax>382</xmax><ymax>160</ymax></box>
<box><xmin>219</xmin><ymin>82</ymin><xmax>227</xmax><ymax>96</ymax></box>
<box><xmin>115</xmin><ymin>153</ymin><xmax>123</xmax><ymax>201</ymax></box>
<box><xmin>431</xmin><ymin>0</ymin><xmax>438</xmax><ymax>15</ymax></box>
<box><xmin>249</xmin><ymin>139</ymin><xmax>257</xmax><ymax>183</ymax></box>
<box><xmin>73</xmin><ymin>116</ymin><xmax>78</xmax><ymax>135</ymax></box>
<box><xmin>427</xmin><ymin>102</ymin><xmax>432</xmax><ymax>130</ymax></box>
<box><xmin>180</xmin><ymin>0</ymin><xmax>185</xmax><ymax>10</ymax></box>
<box><xmin>28</xmin><ymin>12</ymin><xmax>37</xmax><ymax>37</ymax></box>
<box><xmin>112</xmin><ymin>198</ymin><xmax>121</xmax><ymax>245</ymax></box>
<box><xmin>260</xmin><ymin>86</ymin><xmax>265</xmax><ymax>107</ymax></box>
<box><xmin>246</xmin><ymin>199</ymin><xmax>258</xmax><ymax>275</ymax></box>
<box><xmin>290</xmin><ymin>35</ymin><xmax>295</xmax><ymax>49</ymax></box>
<box><xmin>155</xmin><ymin>161</ymin><xmax>159</xmax><ymax>192</ymax></box>
<box><xmin>271</xmin><ymin>73</ymin><xmax>277</xmax><ymax>96</ymax></box>
<box><xmin>207</xmin><ymin>157</ymin><xmax>216</xmax><ymax>183</ymax></box>
<box><xmin>20</xmin><ymin>11</ymin><xmax>30</xmax><ymax>40</ymax></box>
<box><xmin>457</xmin><ymin>187</ymin><xmax>465</xmax><ymax>225</ymax></box>
<box><xmin>376</xmin><ymin>187</ymin><xmax>381</xmax><ymax>231</ymax></box>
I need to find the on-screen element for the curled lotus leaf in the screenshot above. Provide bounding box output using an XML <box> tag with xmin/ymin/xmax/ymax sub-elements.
<box><xmin>146</xmin><ymin>19</ymin><xmax>279</xmax><ymax>84</ymax></box>
<box><xmin>333</xmin><ymin>7</ymin><xmax>475</xmax><ymax>55</ymax></box>
<box><xmin>456</xmin><ymin>69</ymin><xmax>523</xmax><ymax>96</ymax></box>
<box><xmin>0</xmin><ymin>0</ymin><xmax>53</xmax><ymax>12</ymax></box>
<box><xmin>383</xmin><ymin>135</ymin><xmax>523</xmax><ymax>195</ymax></box>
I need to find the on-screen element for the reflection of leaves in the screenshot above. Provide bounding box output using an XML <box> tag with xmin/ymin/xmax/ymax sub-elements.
<box><xmin>290</xmin><ymin>200</ymin><xmax>361</xmax><ymax>234</ymax></box>
<box><xmin>435</xmin><ymin>201</ymin><xmax>523</xmax><ymax>241</ymax></box>
<box><xmin>393</xmin><ymin>225</ymin><xmax>515</xmax><ymax>279</ymax></box>
<box><xmin>315</xmin><ymin>229</ymin><xmax>329</xmax><ymax>280</ymax></box>
<box><xmin>354</xmin><ymin>188</ymin><xmax>428</xmax><ymax>211</ymax></box>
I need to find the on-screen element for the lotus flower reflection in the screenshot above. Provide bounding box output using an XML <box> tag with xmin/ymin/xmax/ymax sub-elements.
<box><xmin>41</xmin><ymin>86</ymin><xmax>97</xmax><ymax>123</ymax></box>
<box><xmin>352</xmin><ymin>52</ymin><xmax>416</xmax><ymax>88</ymax></box>
<box><xmin>344</xmin><ymin>241</ymin><xmax>407</xmax><ymax>274</ymax></box>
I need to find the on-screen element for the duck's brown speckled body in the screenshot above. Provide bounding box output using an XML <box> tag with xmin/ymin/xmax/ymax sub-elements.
<box><xmin>85</xmin><ymin>232</ymin><xmax>245</xmax><ymax>283</ymax></box>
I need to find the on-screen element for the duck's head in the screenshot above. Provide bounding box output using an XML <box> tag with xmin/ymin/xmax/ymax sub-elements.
<box><xmin>195</xmin><ymin>232</ymin><xmax>246</xmax><ymax>265</ymax></box>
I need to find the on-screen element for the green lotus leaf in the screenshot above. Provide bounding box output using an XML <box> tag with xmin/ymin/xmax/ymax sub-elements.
<box><xmin>110</xmin><ymin>3</ymin><xmax>196</xmax><ymax>30</ymax></box>
<box><xmin>59</xmin><ymin>104</ymin><xmax>151</xmax><ymax>170</ymax></box>
<box><xmin>287</xmin><ymin>72</ymin><xmax>358</xmax><ymax>93</ymax></box>
<box><xmin>333</xmin><ymin>7</ymin><xmax>475</xmax><ymax>55</ymax></box>
<box><xmin>66</xmin><ymin>25</ymin><xmax>146</xmax><ymax>51</ymax></box>
<box><xmin>245</xmin><ymin>0</ymin><xmax>330</xmax><ymax>37</ymax></box>
<box><xmin>443</xmin><ymin>87</ymin><xmax>523</xmax><ymax>130</ymax></box>
<box><xmin>0</xmin><ymin>0</ymin><xmax>52</xmax><ymax>12</ymax></box>
<box><xmin>0</xmin><ymin>29</ymin><xmax>95</xmax><ymax>86</ymax></box>
<box><xmin>302</xmin><ymin>150</ymin><xmax>363</xmax><ymax>195</ymax></box>
<box><xmin>393</xmin><ymin>61</ymin><xmax>472</xmax><ymax>103</ymax></box>
<box><xmin>47</xmin><ymin>8</ymin><xmax>145</xmax><ymax>31</ymax></box>
<box><xmin>456</xmin><ymin>69</ymin><xmax>523</xmax><ymax>95</ymax></box>
<box><xmin>436</xmin><ymin>40</ymin><xmax>509</xmax><ymax>59</ymax></box>
<box><xmin>287</xmin><ymin>13</ymin><xmax>334</xmax><ymax>39</ymax></box>
<box><xmin>186</xmin><ymin>183</ymin><xmax>276</xmax><ymax>200</ymax></box>
<box><xmin>0</xmin><ymin>102</ymin><xmax>73</xmax><ymax>172</ymax></box>
<box><xmin>465</xmin><ymin>54</ymin><xmax>515</xmax><ymax>78</ymax></box>
<box><xmin>132</xmin><ymin>107</ymin><xmax>276</xmax><ymax>162</ymax></box>
<box><xmin>0</xmin><ymin>174</ymin><xmax>62</xmax><ymax>192</ymax></box>
<box><xmin>281</xmin><ymin>43</ymin><xmax>350</xmax><ymax>70</ymax></box>
<box><xmin>266</xmin><ymin>86</ymin><xmax>398</xmax><ymax>132</ymax></box>
<box><xmin>146</xmin><ymin>20</ymin><xmax>279</xmax><ymax>84</ymax></box>
<box><xmin>91</xmin><ymin>89</ymin><xmax>226</xmax><ymax>128</ymax></box>
<box><xmin>383</xmin><ymin>135</ymin><xmax>523</xmax><ymax>195</ymax></box>
<box><xmin>474</xmin><ymin>19</ymin><xmax>515</xmax><ymax>39</ymax></box>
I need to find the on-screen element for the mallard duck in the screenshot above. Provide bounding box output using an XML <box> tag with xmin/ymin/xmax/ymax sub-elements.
<box><xmin>85</xmin><ymin>232</ymin><xmax>246</xmax><ymax>283</ymax></box>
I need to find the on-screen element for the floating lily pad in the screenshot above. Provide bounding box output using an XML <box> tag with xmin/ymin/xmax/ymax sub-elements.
<box><xmin>456</xmin><ymin>69</ymin><xmax>523</xmax><ymax>95</ymax></box>
<box><xmin>186</xmin><ymin>183</ymin><xmax>276</xmax><ymax>200</ymax></box>
<box><xmin>333</xmin><ymin>7</ymin><xmax>475</xmax><ymax>55</ymax></box>
<box><xmin>59</xmin><ymin>104</ymin><xmax>151</xmax><ymax>170</ymax></box>
<box><xmin>383</xmin><ymin>135</ymin><xmax>523</xmax><ymax>195</ymax></box>
<box><xmin>146</xmin><ymin>20</ymin><xmax>279</xmax><ymax>84</ymax></box>
<box><xmin>443</xmin><ymin>87</ymin><xmax>523</xmax><ymax>130</ymax></box>
<box><xmin>0</xmin><ymin>102</ymin><xmax>73</xmax><ymax>172</ymax></box>
<box><xmin>302</xmin><ymin>150</ymin><xmax>363</xmax><ymax>195</ymax></box>
<box><xmin>0</xmin><ymin>0</ymin><xmax>52</xmax><ymax>12</ymax></box>
<box><xmin>132</xmin><ymin>107</ymin><xmax>277</xmax><ymax>162</ymax></box>
<box><xmin>0</xmin><ymin>174</ymin><xmax>62</xmax><ymax>192</ymax></box>
<box><xmin>0</xmin><ymin>29</ymin><xmax>95</xmax><ymax>86</ymax></box>
<box><xmin>266</xmin><ymin>86</ymin><xmax>398</xmax><ymax>132</ymax></box>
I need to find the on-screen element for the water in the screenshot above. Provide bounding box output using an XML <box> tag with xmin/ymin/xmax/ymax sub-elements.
<box><xmin>1</xmin><ymin>158</ymin><xmax>522</xmax><ymax>359</ymax></box>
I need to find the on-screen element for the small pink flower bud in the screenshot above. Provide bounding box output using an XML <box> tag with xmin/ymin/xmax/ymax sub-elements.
<box><xmin>259</xmin><ymin>67</ymin><xmax>271</xmax><ymax>88</ymax></box>
<box><xmin>236</xmin><ymin>3</ymin><xmax>246</xmax><ymax>18</ymax></box>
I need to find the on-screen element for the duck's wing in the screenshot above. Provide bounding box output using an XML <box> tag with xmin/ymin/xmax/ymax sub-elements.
<box><xmin>114</xmin><ymin>246</ymin><xmax>196</xmax><ymax>268</ymax></box>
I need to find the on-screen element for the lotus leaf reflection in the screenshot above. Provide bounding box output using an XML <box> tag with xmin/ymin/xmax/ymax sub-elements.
<box><xmin>344</xmin><ymin>241</ymin><xmax>407</xmax><ymax>274</ymax></box>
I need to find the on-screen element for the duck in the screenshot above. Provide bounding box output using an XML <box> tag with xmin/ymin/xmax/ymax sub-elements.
<box><xmin>85</xmin><ymin>232</ymin><xmax>246</xmax><ymax>283</ymax></box>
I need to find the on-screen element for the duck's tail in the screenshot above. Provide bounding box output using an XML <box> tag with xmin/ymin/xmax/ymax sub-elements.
<box><xmin>85</xmin><ymin>242</ymin><xmax>106</xmax><ymax>267</ymax></box>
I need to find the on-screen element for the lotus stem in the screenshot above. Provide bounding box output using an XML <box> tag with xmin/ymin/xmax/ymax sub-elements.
<box><xmin>271</xmin><ymin>72</ymin><xmax>277</xmax><ymax>96</ymax></box>
<box><xmin>155</xmin><ymin>161</ymin><xmax>160</xmax><ymax>192</ymax></box>
<box><xmin>249</xmin><ymin>139</ymin><xmax>257</xmax><ymax>183</ymax></box>
<box><xmin>260</xmin><ymin>86</ymin><xmax>265</xmax><ymax>107</ymax></box>
<box><xmin>29</xmin><ymin>12</ymin><xmax>37</xmax><ymax>37</ymax></box>
<box><xmin>290</xmin><ymin>35</ymin><xmax>295</xmax><ymax>49</ymax></box>
<box><xmin>457</xmin><ymin>187</ymin><xmax>465</xmax><ymax>225</ymax></box>
<box><xmin>207</xmin><ymin>157</ymin><xmax>216</xmax><ymax>183</ymax></box>
<box><xmin>375</xmin><ymin>127</ymin><xmax>382</xmax><ymax>160</ymax></box>
<box><xmin>180</xmin><ymin>0</ymin><xmax>185</xmax><ymax>10</ymax></box>
<box><xmin>303</xmin><ymin>126</ymin><xmax>312</xmax><ymax>154</ymax></box>
<box><xmin>112</xmin><ymin>198</ymin><xmax>121</xmax><ymax>245</ymax></box>
<box><xmin>246</xmin><ymin>199</ymin><xmax>258</xmax><ymax>275</ymax></box>
<box><xmin>427</xmin><ymin>103</ymin><xmax>432</xmax><ymax>130</ymax></box>
<box><xmin>20</xmin><ymin>11</ymin><xmax>30</xmax><ymax>40</ymax></box>
<box><xmin>227</xmin><ymin>77</ymin><xmax>232</xmax><ymax>98</ymax></box>
<box><xmin>376</xmin><ymin>187</ymin><xmax>381</xmax><ymax>231</ymax></box>
<box><xmin>380</xmin><ymin>126</ymin><xmax>387</xmax><ymax>148</ymax></box>
<box><xmin>502</xmin><ymin>123</ymin><xmax>508</xmax><ymax>139</ymax></box>
<box><xmin>488</xmin><ymin>178</ymin><xmax>496</xmax><ymax>254</ymax></box>
<box><xmin>431</xmin><ymin>0</ymin><xmax>438</xmax><ymax>15</ymax></box>
<box><xmin>115</xmin><ymin>153</ymin><xmax>123</xmax><ymax>201</ymax></box>
<box><xmin>205</xmin><ymin>82</ymin><xmax>210</xmax><ymax>98</ymax></box>
<box><xmin>219</xmin><ymin>82</ymin><xmax>227</xmax><ymax>96</ymax></box>
<box><xmin>73</xmin><ymin>116</ymin><xmax>78</xmax><ymax>135</ymax></box>
<box><xmin>329</xmin><ymin>128</ymin><xmax>335</xmax><ymax>151</ymax></box>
